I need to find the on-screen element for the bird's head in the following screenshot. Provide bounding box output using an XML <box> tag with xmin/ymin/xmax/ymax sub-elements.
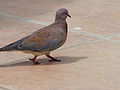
<box><xmin>55</xmin><ymin>8</ymin><xmax>71</xmax><ymax>21</ymax></box>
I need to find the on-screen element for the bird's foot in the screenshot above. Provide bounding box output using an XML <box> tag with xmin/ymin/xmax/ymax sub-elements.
<box><xmin>46</xmin><ymin>54</ymin><xmax>61</xmax><ymax>62</ymax></box>
<box><xmin>29</xmin><ymin>56</ymin><xmax>39</xmax><ymax>65</ymax></box>
<box><xmin>29</xmin><ymin>58</ymin><xmax>40</xmax><ymax>65</ymax></box>
<box><xmin>48</xmin><ymin>58</ymin><xmax>61</xmax><ymax>62</ymax></box>
<box><xmin>33</xmin><ymin>61</ymin><xmax>40</xmax><ymax>65</ymax></box>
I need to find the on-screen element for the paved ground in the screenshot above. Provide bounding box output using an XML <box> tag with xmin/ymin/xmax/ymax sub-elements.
<box><xmin>0</xmin><ymin>0</ymin><xmax>120</xmax><ymax>90</ymax></box>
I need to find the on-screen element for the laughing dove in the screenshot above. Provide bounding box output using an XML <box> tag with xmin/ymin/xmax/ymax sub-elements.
<box><xmin>0</xmin><ymin>8</ymin><xmax>71</xmax><ymax>64</ymax></box>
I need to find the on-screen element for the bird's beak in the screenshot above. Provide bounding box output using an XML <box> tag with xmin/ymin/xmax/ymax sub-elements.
<box><xmin>67</xmin><ymin>13</ymin><xmax>71</xmax><ymax>18</ymax></box>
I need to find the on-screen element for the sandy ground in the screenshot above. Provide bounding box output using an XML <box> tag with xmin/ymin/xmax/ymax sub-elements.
<box><xmin>0</xmin><ymin>0</ymin><xmax>120</xmax><ymax>90</ymax></box>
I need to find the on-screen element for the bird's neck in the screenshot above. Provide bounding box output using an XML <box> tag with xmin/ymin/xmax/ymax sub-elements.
<box><xmin>54</xmin><ymin>19</ymin><xmax>68</xmax><ymax>33</ymax></box>
<box><xmin>55</xmin><ymin>18</ymin><xmax>66</xmax><ymax>24</ymax></box>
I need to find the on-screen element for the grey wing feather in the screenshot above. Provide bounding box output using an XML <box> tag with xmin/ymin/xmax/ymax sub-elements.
<box><xmin>17</xmin><ymin>37</ymin><xmax>64</xmax><ymax>52</ymax></box>
<box><xmin>36</xmin><ymin>39</ymin><xmax>64</xmax><ymax>52</ymax></box>
<box><xmin>17</xmin><ymin>30</ymin><xmax>66</xmax><ymax>52</ymax></box>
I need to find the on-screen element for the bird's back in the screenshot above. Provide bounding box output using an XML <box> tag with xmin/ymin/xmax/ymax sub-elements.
<box><xmin>0</xmin><ymin>22</ymin><xmax>68</xmax><ymax>53</ymax></box>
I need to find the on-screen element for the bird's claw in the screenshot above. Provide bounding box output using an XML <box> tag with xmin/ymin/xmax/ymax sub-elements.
<box><xmin>33</xmin><ymin>61</ymin><xmax>40</xmax><ymax>65</ymax></box>
<box><xmin>48</xmin><ymin>59</ymin><xmax>61</xmax><ymax>62</ymax></box>
<box><xmin>29</xmin><ymin>58</ymin><xmax>32</xmax><ymax>61</ymax></box>
<box><xmin>28</xmin><ymin>57</ymin><xmax>39</xmax><ymax>65</ymax></box>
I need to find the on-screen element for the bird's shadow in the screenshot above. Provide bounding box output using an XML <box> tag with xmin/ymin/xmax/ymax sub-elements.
<box><xmin>0</xmin><ymin>56</ymin><xmax>88</xmax><ymax>67</ymax></box>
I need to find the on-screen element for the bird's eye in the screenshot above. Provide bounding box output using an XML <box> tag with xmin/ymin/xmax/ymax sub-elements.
<box><xmin>65</xmin><ymin>13</ymin><xmax>67</xmax><ymax>14</ymax></box>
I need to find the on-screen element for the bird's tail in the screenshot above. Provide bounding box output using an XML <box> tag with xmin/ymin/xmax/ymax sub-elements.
<box><xmin>0</xmin><ymin>48</ymin><xmax>3</xmax><ymax>51</ymax></box>
<box><xmin>0</xmin><ymin>39</ymin><xmax>23</xmax><ymax>52</ymax></box>
<box><xmin>0</xmin><ymin>43</ymin><xmax>16</xmax><ymax>52</ymax></box>
<box><xmin>0</xmin><ymin>48</ymin><xmax>9</xmax><ymax>52</ymax></box>
<box><xmin>0</xmin><ymin>36</ymin><xmax>28</xmax><ymax>52</ymax></box>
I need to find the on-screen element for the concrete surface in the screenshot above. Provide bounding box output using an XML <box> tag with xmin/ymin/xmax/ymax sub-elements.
<box><xmin>0</xmin><ymin>0</ymin><xmax>120</xmax><ymax>90</ymax></box>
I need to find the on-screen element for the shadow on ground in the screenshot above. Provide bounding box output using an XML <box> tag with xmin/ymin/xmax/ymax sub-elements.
<box><xmin>0</xmin><ymin>56</ymin><xmax>88</xmax><ymax>67</ymax></box>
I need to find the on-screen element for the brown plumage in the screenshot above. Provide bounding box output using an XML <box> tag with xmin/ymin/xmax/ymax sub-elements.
<box><xmin>0</xmin><ymin>8</ymin><xmax>71</xmax><ymax>64</ymax></box>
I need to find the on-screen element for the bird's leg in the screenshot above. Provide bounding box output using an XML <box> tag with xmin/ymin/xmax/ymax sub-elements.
<box><xmin>46</xmin><ymin>53</ymin><xmax>61</xmax><ymax>62</ymax></box>
<box><xmin>29</xmin><ymin>56</ymin><xmax>39</xmax><ymax>64</ymax></box>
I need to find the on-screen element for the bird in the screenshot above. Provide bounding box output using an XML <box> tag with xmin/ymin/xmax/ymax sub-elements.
<box><xmin>0</xmin><ymin>8</ymin><xmax>71</xmax><ymax>64</ymax></box>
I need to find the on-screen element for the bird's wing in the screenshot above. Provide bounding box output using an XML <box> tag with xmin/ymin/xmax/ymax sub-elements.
<box><xmin>18</xmin><ymin>28</ymin><xmax>64</xmax><ymax>52</ymax></box>
<box><xmin>0</xmin><ymin>24</ymin><xmax>65</xmax><ymax>52</ymax></box>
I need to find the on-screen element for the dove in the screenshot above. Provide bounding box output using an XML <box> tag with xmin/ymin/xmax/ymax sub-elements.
<box><xmin>0</xmin><ymin>8</ymin><xmax>71</xmax><ymax>64</ymax></box>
